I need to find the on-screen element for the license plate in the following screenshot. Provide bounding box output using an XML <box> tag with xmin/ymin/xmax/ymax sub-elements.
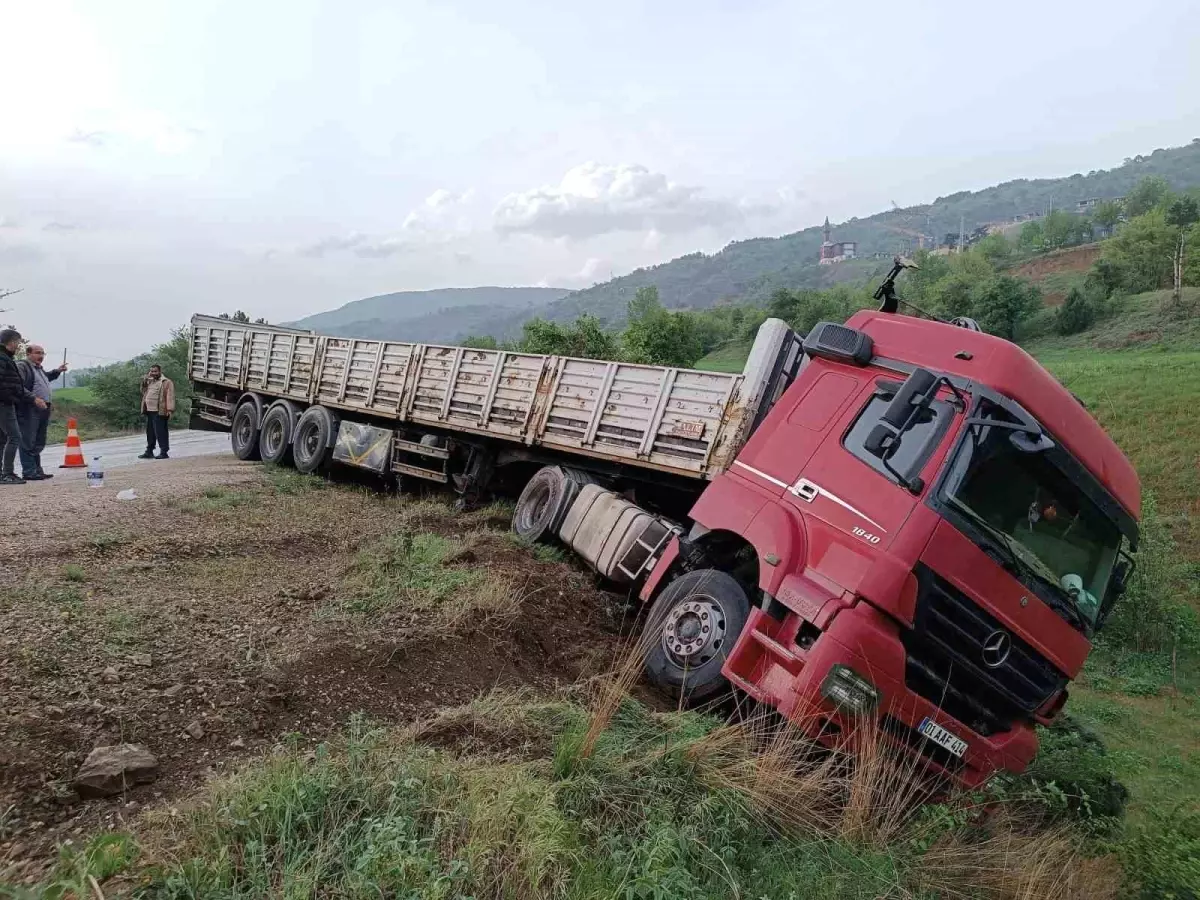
<box><xmin>917</xmin><ymin>717</ymin><xmax>968</xmax><ymax>758</ymax></box>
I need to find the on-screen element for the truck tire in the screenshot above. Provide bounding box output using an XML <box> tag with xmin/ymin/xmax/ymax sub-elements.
<box><xmin>259</xmin><ymin>402</ymin><xmax>299</xmax><ymax>466</ymax></box>
<box><xmin>643</xmin><ymin>569</ymin><xmax>750</xmax><ymax>704</ymax></box>
<box><xmin>293</xmin><ymin>406</ymin><xmax>337</xmax><ymax>474</ymax></box>
<box><xmin>230</xmin><ymin>401</ymin><xmax>262</xmax><ymax>461</ymax></box>
<box><xmin>512</xmin><ymin>465</ymin><xmax>571</xmax><ymax>542</ymax></box>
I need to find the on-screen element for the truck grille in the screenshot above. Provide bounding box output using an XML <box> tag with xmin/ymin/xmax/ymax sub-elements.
<box><xmin>900</xmin><ymin>565</ymin><xmax>1067</xmax><ymax>735</ymax></box>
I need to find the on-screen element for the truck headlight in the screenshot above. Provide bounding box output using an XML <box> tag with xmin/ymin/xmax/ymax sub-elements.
<box><xmin>820</xmin><ymin>665</ymin><xmax>880</xmax><ymax>714</ymax></box>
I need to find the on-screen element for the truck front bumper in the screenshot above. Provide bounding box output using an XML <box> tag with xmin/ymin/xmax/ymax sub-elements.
<box><xmin>722</xmin><ymin>600</ymin><xmax>1038</xmax><ymax>789</ymax></box>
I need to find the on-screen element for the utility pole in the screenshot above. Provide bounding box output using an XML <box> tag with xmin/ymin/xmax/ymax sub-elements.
<box><xmin>957</xmin><ymin>215</ymin><xmax>965</xmax><ymax>254</ymax></box>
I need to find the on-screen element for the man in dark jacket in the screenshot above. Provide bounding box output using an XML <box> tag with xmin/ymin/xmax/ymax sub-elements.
<box><xmin>16</xmin><ymin>344</ymin><xmax>67</xmax><ymax>480</ymax></box>
<box><xmin>0</xmin><ymin>328</ymin><xmax>48</xmax><ymax>485</ymax></box>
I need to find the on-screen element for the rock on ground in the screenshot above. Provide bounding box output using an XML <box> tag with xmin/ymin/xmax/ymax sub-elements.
<box><xmin>73</xmin><ymin>744</ymin><xmax>160</xmax><ymax>799</ymax></box>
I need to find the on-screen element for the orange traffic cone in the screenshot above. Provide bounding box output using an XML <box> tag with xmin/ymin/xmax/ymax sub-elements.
<box><xmin>60</xmin><ymin>418</ymin><xmax>87</xmax><ymax>468</ymax></box>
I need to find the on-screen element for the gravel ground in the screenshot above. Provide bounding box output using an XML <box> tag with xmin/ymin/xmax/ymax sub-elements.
<box><xmin>0</xmin><ymin>458</ymin><xmax>626</xmax><ymax>883</ymax></box>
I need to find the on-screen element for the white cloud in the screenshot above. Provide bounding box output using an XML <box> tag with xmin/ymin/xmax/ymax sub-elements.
<box><xmin>0</xmin><ymin>242</ymin><xmax>43</xmax><ymax>263</ymax></box>
<box><xmin>297</xmin><ymin>232</ymin><xmax>368</xmax><ymax>258</ymax></box>
<box><xmin>493</xmin><ymin>162</ymin><xmax>747</xmax><ymax>240</ymax></box>
<box><xmin>68</xmin><ymin>111</ymin><xmax>204</xmax><ymax>155</ymax></box>
<box><xmin>65</xmin><ymin>128</ymin><xmax>108</xmax><ymax>147</ymax></box>
<box><xmin>300</xmin><ymin>189</ymin><xmax>478</xmax><ymax>259</ymax></box>
<box><xmin>403</xmin><ymin>187</ymin><xmax>476</xmax><ymax>235</ymax></box>
<box><xmin>296</xmin><ymin>231</ymin><xmax>414</xmax><ymax>260</ymax></box>
<box><xmin>577</xmin><ymin>257</ymin><xmax>605</xmax><ymax>281</ymax></box>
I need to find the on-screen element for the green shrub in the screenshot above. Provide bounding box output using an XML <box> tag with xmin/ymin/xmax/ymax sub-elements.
<box><xmin>1120</xmin><ymin>806</ymin><xmax>1200</xmax><ymax>899</ymax></box>
<box><xmin>1055</xmin><ymin>287</ymin><xmax>1097</xmax><ymax>335</ymax></box>
<box><xmin>1101</xmin><ymin>492</ymin><xmax>1200</xmax><ymax>654</ymax></box>
<box><xmin>1019</xmin><ymin>715</ymin><xmax>1128</xmax><ymax>829</ymax></box>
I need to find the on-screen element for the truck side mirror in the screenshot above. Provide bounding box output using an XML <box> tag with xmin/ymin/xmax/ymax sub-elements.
<box><xmin>1111</xmin><ymin>560</ymin><xmax>1131</xmax><ymax>597</ymax></box>
<box><xmin>1098</xmin><ymin>555</ymin><xmax>1135</xmax><ymax>627</ymax></box>
<box><xmin>881</xmin><ymin>368</ymin><xmax>937</xmax><ymax>430</ymax></box>
<box><xmin>861</xmin><ymin>367</ymin><xmax>940</xmax><ymax>494</ymax></box>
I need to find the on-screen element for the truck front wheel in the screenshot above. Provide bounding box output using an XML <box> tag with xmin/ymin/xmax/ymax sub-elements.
<box><xmin>643</xmin><ymin>569</ymin><xmax>750</xmax><ymax>703</ymax></box>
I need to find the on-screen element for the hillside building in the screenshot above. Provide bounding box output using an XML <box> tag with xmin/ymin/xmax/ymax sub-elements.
<box><xmin>818</xmin><ymin>217</ymin><xmax>857</xmax><ymax>265</ymax></box>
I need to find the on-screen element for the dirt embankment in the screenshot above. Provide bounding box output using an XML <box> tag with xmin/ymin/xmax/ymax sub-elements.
<box><xmin>1010</xmin><ymin>244</ymin><xmax>1102</xmax><ymax>305</ymax></box>
<box><xmin>0</xmin><ymin>459</ymin><xmax>627</xmax><ymax>881</ymax></box>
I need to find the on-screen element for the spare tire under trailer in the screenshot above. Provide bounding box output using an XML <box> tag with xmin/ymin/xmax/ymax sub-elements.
<box><xmin>512</xmin><ymin>465</ymin><xmax>600</xmax><ymax>543</ymax></box>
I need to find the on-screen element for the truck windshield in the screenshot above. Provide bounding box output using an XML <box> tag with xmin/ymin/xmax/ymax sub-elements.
<box><xmin>941</xmin><ymin>402</ymin><xmax>1123</xmax><ymax>629</ymax></box>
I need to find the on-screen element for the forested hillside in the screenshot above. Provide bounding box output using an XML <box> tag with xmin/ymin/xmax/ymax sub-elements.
<box><xmin>470</xmin><ymin>139</ymin><xmax>1200</xmax><ymax>340</ymax></box>
<box><xmin>287</xmin><ymin>286</ymin><xmax>569</xmax><ymax>338</ymax></box>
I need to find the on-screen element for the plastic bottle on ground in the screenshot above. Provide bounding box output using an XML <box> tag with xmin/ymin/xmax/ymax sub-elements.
<box><xmin>87</xmin><ymin>456</ymin><xmax>104</xmax><ymax>489</ymax></box>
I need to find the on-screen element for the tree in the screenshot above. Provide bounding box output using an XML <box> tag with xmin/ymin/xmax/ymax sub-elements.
<box><xmin>1042</xmin><ymin>210</ymin><xmax>1075</xmax><ymax>250</ymax></box>
<box><xmin>927</xmin><ymin>251</ymin><xmax>995</xmax><ymax>320</ymax></box>
<box><xmin>1165</xmin><ymin>196</ymin><xmax>1200</xmax><ymax>303</ymax></box>
<box><xmin>218</xmin><ymin>311</ymin><xmax>252</xmax><ymax>323</ymax></box>
<box><xmin>1054</xmin><ymin>287</ymin><xmax>1096</xmax><ymax>335</ymax></box>
<box><xmin>975</xmin><ymin>232</ymin><xmax>1012</xmax><ymax>264</ymax></box>
<box><xmin>1123</xmin><ymin>175</ymin><xmax>1171</xmax><ymax>217</ymax></box>
<box><xmin>1018</xmin><ymin>220</ymin><xmax>1045</xmax><ymax>253</ymax></box>
<box><xmin>90</xmin><ymin>327</ymin><xmax>194</xmax><ymax>429</ymax></box>
<box><xmin>516</xmin><ymin>315</ymin><xmax>618</xmax><ymax>360</ymax></box>
<box><xmin>1072</xmin><ymin>215</ymin><xmax>1095</xmax><ymax>245</ymax></box>
<box><xmin>621</xmin><ymin>286</ymin><xmax>704</xmax><ymax>367</ymax></box>
<box><xmin>972</xmin><ymin>276</ymin><xmax>1042</xmax><ymax>341</ymax></box>
<box><xmin>1093</xmin><ymin>200</ymin><xmax>1122</xmax><ymax>234</ymax></box>
<box><xmin>1093</xmin><ymin>209</ymin><xmax>1175</xmax><ymax>296</ymax></box>
<box><xmin>461</xmin><ymin>334</ymin><xmax>500</xmax><ymax>350</ymax></box>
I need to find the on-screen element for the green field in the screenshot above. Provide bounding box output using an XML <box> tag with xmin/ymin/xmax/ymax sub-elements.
<box><xmin>46</xmin><ymin>385</ymin><xmax>133</xmax><ymax>445</ymax></box>
<box><xmin>51</xmin><ymin>385</ymin><xmax>97</xmax><ymax>403</ymax></box>
<box><xmin>694</xmin><ymin>339</ymin><xmax>753</xmax><ymax>373</ymax></box>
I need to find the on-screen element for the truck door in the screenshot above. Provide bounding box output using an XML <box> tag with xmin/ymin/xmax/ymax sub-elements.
<box><xmin>790</xmin><ymin>374</ymin><xmax>960</xmax><ymax>590</ymax></box>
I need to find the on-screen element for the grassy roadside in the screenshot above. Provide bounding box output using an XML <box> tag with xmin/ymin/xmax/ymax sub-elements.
<box><xmin>21</xmin><ymin>692</ymin><xmax>1123</xmax><ymax>899</ymax></box>
<box><xmin>47</xmin><ymin>387</ymin><xmax>134</xmax><ymax>445</ymax></box>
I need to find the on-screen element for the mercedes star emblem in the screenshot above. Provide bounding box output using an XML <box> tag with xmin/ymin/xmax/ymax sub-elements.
<box><xmin>981</xmin><ymin>630</ymin><xmax>1013</xmax><ymax>668</ymax></box>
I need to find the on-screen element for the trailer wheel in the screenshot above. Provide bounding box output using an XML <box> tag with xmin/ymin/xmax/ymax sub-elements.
<box><xmin>230</xmin><ymin>402</ymin><xmax>262</xmax><ymax>461</ymax></box>
<box><xmin>293</xmin><ymin>406</ymin><xmax>336</xmax><ymax>474</ymax></box>
<box><xmin>259</xmin><ymin>402</ymin><xmax>298</xmax><ymax>466</ymax></box>
<box><xmin>643</xmin><ymin>569</ymin><xmax>750</xmax><ymax>703</ymax></box>
<box><xmin>512</xmin><ymin>465</ymin><xmax>571</xmax><ymax>542</ymax></box>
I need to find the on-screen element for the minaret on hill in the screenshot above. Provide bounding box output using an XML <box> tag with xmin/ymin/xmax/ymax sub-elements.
<box><xmin>818</xmin><ymin>216</ymin><xmax>857</xmax><ymax>265</ymax></box>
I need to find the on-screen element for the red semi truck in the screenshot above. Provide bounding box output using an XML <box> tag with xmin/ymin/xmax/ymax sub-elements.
<box><xmin>190</xmin><ymin>267</ymin><xmax>1139</xmax><ymax>789</ymax></box>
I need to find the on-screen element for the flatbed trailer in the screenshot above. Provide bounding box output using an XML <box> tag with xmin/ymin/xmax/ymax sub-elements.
<box><xmin>188</xmin><ymin>314</ymin><xmax>798</xmax><ymax>485</ymax></box>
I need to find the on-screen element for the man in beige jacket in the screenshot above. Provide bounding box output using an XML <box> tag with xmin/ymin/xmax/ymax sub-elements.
<box><xmin>139</xmin><ymin>364</ymin><xmax>176</xmax><ymax>459</ymax></box>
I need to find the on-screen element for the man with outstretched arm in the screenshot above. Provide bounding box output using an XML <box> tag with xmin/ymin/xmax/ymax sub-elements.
<box><xmin>139</xmin><ymin>364</ymin><xmax>175</xmax><ymax>460</ymax></box>
<box><xmin>0</xmin><ymin>329</ymin><xmax>48</xmax><ymax>485</ymax></box>
<box><xmin>16</xmin><ymin>343</ymin><xmax>67</xmax><ymax>480</ymax></box>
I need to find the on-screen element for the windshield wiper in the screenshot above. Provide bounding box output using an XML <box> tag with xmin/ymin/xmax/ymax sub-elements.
<box><xmin>948</xmin><ymin>500</ymin><xmax>1088</xmax><ymax>632</ymax></box>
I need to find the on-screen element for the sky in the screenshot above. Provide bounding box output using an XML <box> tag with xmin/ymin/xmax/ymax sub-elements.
<box><xmin>1</xmin><ymin>0</ymin><xmax>1198</xmax><ymax>362</ymax></box>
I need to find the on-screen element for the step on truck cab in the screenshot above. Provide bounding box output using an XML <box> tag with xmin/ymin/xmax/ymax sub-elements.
<box><xmin>189</xmin><ymin>267</ymin><xmax>1138</xmax><ymax>790</ymax></box>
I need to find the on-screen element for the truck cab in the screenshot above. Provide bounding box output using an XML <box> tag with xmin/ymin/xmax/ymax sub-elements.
<box><xmin>640</xmin><ymin>310</ymin><xmax>1140</xmax><ymax>788</ymax></box>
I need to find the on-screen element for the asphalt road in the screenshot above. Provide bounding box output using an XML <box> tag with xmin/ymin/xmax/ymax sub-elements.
<box><xmin>44</xmin><ymin>429</ymin><xmax>232</xmax><ymax>472</ymax></box>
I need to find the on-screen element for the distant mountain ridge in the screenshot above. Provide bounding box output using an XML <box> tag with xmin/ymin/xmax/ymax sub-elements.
<box><xmin>468</xmin><ymin>139</ymin><xmax>1200</xmax><ymax>340</ymax></box>
<box><xmin>292</xmin><ymin>139</ymin><xmax>1200</xmax><ymax>344</ymax></box>
<box><xmin>286</xmin><ymin>286</ymin><xmax>569</xmax><ymax>337</ymax></box>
